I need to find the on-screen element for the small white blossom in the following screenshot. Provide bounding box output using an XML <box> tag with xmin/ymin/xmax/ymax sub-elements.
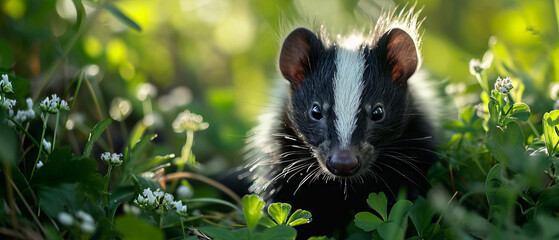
<box><xmin>76</xmin><ymin>210</ymin><xmax>94</xmax><ymax>224</ymax></box>
<box><xmin>177</xmin><ymin>185</ymin><xmax>193</xmax><ymax>198</ymax></box>
<box><xmin>39</xmin><ymin>94</ymin><xmax>69</xmax><ymax>114</ymax></box>
<box><xmin>469</xmin><ymin>52</ymin><xmax>493</xmax><ymax>76</ymax></box>
<box><xmin>60</xmin><ymin>100</ymin><xmax>69</xmax><ymax>111</ymax></box>
<box><xmin>76</xmin><ymin>210</ymin><xmax>95</xmax><ymax>233</ymax></box>
<box><xmin>153</xmin><ymin>191</ymin><xmax>164</xmax><ymax>198</ymax></box>
<box><xmin>0</xmin><ymin>96</ymin><xmax>16</xmax><ymax>110</ymax></box>
<box><xmin>136</xmin><ymin>83</ymin><xmax>158</xmax><ymax>101</ymax></box>
<box><xmin>42</xmin><ymin>139</ymin><xmax>52</xmax><ymax>154</ymax></box>
<box><xmin>495</xmin><ymin>76</ymin><xmax>514</xmax><ymax>95</ymax></box>
<box><xmin>1</xmin><ymin>74</ymin><xmax>13</xmax><ymax>93</ymax></box>
<box><xmin>37</xmin><ymin>160</ymin><xmax>44</xmax><ymax>169</ymax></box>
<box><xmin>137</xmin><ymin>194</ymin><xmax>145</xmax><ymax>203</ymax></box>
<box><xmin>58</xmin><ymin>212</ymin><xmax>74</xmax><ymax>226</ymax></box>
<box><xmin>81</xmin><ymin>221</ymin><xmax>96</xmax><ymax>233</ymax></box>
<box><xmin>172</xmin><ymin>110</ymin><xmax>209</xmax><ymax>133</ymax></box>
<box><xmin>100</xmin><ymin>152</ymin><xmax>123</xmax><ymax>165</ymax></box>
<box><xmin>164</xmin><ymin>193</ymin><xmax>174</xmax><ymax>202</ymax></box>
<box><xmin>12</xmin><ymin>98</ymin><xmax>36</xmax><ymax>123</ymax></box>
<box><xmin>174</xmin><ymin>200</ymin><xmax>188</xmax><ymax>216</ymax></box>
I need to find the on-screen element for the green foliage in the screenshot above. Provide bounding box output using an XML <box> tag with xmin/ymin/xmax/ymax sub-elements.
<box><xmin>200</xmin><ymin>194</ymin><xmax>311</xmax><ymax>240</ymax></box>
<box><xmin>354</xmin><ymin>192</ymin><xmax>413</xmax><ymax>240</ymax></box>
<box><xmin>2</xmin><ymin>0</ymin><xmax>559</xmax><ymax>239</ymax></box>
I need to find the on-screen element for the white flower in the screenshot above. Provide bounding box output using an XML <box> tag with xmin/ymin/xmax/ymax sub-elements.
<box><xmin>76</xmin><ymin>210</ymin><xmax>94</xmax><ymax>224</ymax></box>
<box><xmin>0</xmin><ymin>96</ymin><xmax>16</xmax><ymax>110</ymax></box>
<box><xmin>59</xmin><ymin>100</ymin><xmax>69</xmax><ymax>111</ymax></box>
<box><xmin>75</xmin><ymin>210</ymin><xmax>96</xmax><ymax>233</ymax></box>
<box><xmin>153</xmin><ymin>190</ymin><xmax>164</xmax><ymax>198</ymax></box>
<box><xmin>58</xmin><ymin>212</ymin><xmax>74</xmax><ymax>226</ymax></box>
<box><xmin>174</xmin><ymin>200</ymin><xmax>188</xmax><ymax>216</ymax></box>
<box><xmin>42</xmin><ymin>139</ymin><xmax>52</xmax><ymax>153</ymax></box>
<box><xmin>1</xmin><ymin>74</ymin><xmax>13</xmax><ymax>93</ymax></box>
<box><xmin>177</xmin><ymin>185</ymin><xmax>193</xmax><ymax>198</ymax></box>
<box><xmin>39</xmin><ymin>94</ymin><xmax>69</xmax><ymax>114</ymax></box>
<box><xmin>37</xmin><ymin>160</ymin><xmax>44</xmax><ymax>169</ymax></box>
<box><xmin>495</xmin><ymin>76</ymin><xmax>514</xmax><ymax>95</ymax></box>
<box><xmin>100</xmin><ymin>152</ymin><xmax>123</xmax><ymax>165</ymax></box>
<box><xmin>469</xmin><ymin>52</ymin><xmax>493</xmax><ymax>76</ymax></box>
<box><xmin>136</xmin><ymin>83</ymin><xmax>158</xmax><ymax>101</ymax></box>
<box><xmin>81</xmin><ymin>221</ymin><xmax>96</xmax><ymax>233</ymax></box>
<box><xmin>172</xmin><ymin>110</ymin><xmax>209</xmax><ymax>133</ymax></box>
<box><xmin>12</xmin><ymin>98</ymin><xmax>36</xmax><ymax>123</ymax></box>
<box><xmin>164</xmin><ymin>193</ymin><xmax>174</xmax><ymax>202</ymax></box>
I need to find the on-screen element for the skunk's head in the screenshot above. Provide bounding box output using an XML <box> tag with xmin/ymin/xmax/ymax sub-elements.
<box><xmin>278</xmin><ymin>25</ymin><xmax>419</xmax><ymax>179</ymax></box>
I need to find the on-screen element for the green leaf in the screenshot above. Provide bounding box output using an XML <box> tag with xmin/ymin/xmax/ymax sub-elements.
<box><xmin>267</xmin><ymin>203</ymin><xmax>291</xmax><ymax>225</ymax></box>
<box><xmin>103</xmin><ymin>3</ymin><xmax>142</xmax><ymax>32</ymax></box>
<box><xmin>32</xmin><ymin>147</ymin><xmax>104</xmax><ymax>193</ymax></box>
<box><xmin>378</xmin><ymin>200</ymin><xmax>412</xmax><ymax>240</ymax></box>
<box><xmin>259</xmin><ymin>216</ymin><xmax>278</xmax><ymax>228</ymax></box>
<box><xmin>242</xmin><ymin>194</ymin><xmax>265</xmax><ymax>231</ymax></box>
<box><xmin>0</xmin><ymin>120</ymin><xmax>18</xmax><ymax>165</ymax></box>
<box><xmin>199</xmin><ymin>226</ymin><xmax>249</xmax><ymax>240</ymax></box>
<box><xmin>354</xmin><ymin>212</ymin><xmax>383</xmax><ymax>232</ymax></box>
<box><xmin>485</xmin><ymin>163</ymin><xmax>502</xmax><ymax>207</ymax></box>
<box><xmin>507</xmin><ymin>102</ymin><xmax>530</xmax><ymax>121</ymax></box>
<box><xmin>408</xmin><ymin>197</ymin><xmax>436</xmax><ymax>237</ymax></box>
<box><xmin>115</xmin><ymin>216</ymin><xmax>164</xmax><ymax>240</ymax></box>
<box><xmin>286</xmin><ymin>209</ymin><xmax>311</xmax><ymax>227</ymax></box>
<box><xmin>365</xmin><ymin>192</ymin><xmax>388</xmax><ymax>221</ymax></box>
<box><xmin>83</xmin><ymin>119</ymin><xmax>112</xmax><ymax>158</ymax></box>
<box><xmin>543</xmin><ymin>110</ymin><xmax>559</xmax><ymax>156</ymax></box>
<box><xmin>257</xmin><ymin>225</ymin><xmax>297</xmax><ymax>240</ymax></box>
<box><xmin>388</xmin><ymin>200</ymin><xmax>412</xmax><ymax>221</ymax></box>
<box><xmin>128</xmin><ymin>122</ymin><xmax>146</xmax><ymax>149</ymax></box>
<box><xmin>108</xmin><ymin>186</ymin><xmax>135</xmax><ymax>219</ymax></box>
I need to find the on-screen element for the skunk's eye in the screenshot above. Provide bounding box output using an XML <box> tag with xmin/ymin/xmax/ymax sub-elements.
<box><xmin>371</xmin><ymin>106</ymin><xmax>384</xmax><ymax>122</ymax></box>
<box><xmin>310</xmin><ymin>104</ymin><xmax>323</xmax><ymax>120</ymax></box>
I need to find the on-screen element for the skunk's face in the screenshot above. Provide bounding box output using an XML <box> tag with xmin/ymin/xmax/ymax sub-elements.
<box><xmin>279</xmin><ymin>28</ymin><xmax>418</xmax><ymax>179</ymax></box>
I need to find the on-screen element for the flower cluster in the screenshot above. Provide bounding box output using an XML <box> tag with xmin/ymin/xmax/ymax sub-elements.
<box><xmin>11</xmin><ymin>98</ymin><xmax>36</xmax><ymax>123</ymax></box>
<box><xmin>57</xmin><ymin>210</ymin><xmax>96</xmax><ymax>233</ymax></box>
<box><xmin>172</xmin><ymin>110</ymin><xmax>209</xmax><ymax>133</ymax></box>
<box><xmin>0</xmin><ymin>96</ymin><xmax>16</xmax><ymax>110</ymax></box>
<box><xmin>100</xmin><ymin>152</ymin><xmax>123</xmax><ymax>166</ymax></box>
<box><xmin>1</xmin><ymin>74</ymin><xmax>13</xmax><ymax>93</ymax></box>
<box><xmin>134</xmin><ymin>188</ymin><xmax>188</xmax><ymax>216</ymax></box>
<box><xmin>469</xmin><ymin>52</ymin><xmax>493</xmax><ymax>75</ymax></box>
<box><xmin>495</xmin><ymin>76</ymin><xmax>514</xmax><ymax>95</ymax></box>
<box><xmin>39</xmin><ymin>94</ymin><xmax>69</xmax><ymax>114</ymax></box>
<box><xmin>0</xmin><ymin>74</ymin><xmax>16</xmax><ymax>112</ymax></box>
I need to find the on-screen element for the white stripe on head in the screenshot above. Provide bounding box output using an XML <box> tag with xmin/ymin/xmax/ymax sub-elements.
<box><xmin>333</xmin><ymin>35</ymin><xmax>365</xmax><ymax>148</ymax></box>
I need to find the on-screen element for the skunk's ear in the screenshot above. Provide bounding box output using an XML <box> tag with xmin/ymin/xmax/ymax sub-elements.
<box><xmin>380</xmin><ymin>28</ymin><xmax>418</xmax><ymax>84</ymax></box>
<box><xmin>279</xmin><ymin>28</ymin><xmax>320</xmax><ymax>87</ymax></box>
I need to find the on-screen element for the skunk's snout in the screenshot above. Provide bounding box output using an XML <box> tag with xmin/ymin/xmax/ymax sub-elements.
<box><xmin>326</xmin><ymin>150</ymin><xmax>360</xmax><ymax>176</ymax></box>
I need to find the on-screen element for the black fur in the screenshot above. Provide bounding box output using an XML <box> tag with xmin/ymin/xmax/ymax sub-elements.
<box><xmin>243</xmin><ymin>24</ymin><xmax>436</xmax><ymax>239</ymax></box>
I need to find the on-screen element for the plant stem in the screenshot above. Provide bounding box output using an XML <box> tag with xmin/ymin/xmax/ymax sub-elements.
<box><xmin>103</xmin><ymin>165</ymin><xmax>113</xmax><ymax>208</ymax></box>
<box><xmin>170</xmin><ymin>130</ymin><xmax>194</xmax><ymax>192</ymax></box>
<box><xmin>53</xmin><ymin>112</ymin><xmax>60</xmax><ymax>149</ymax></box>
<box><xmin>158</xmin><ymin>172</ymin><xmax>242</xmax><ymax>205</ymax></box>
<box><xmin>180</xmin><ymin>217</ymin><xmax>186</xmax><ymax>239</ymax></box>
<box><xmin>6</xmin><ymin>115</ymin><xmax>40</xmax><ymax>149</ymax></box>
<box><xmin>31</xmin><ymin>114</ymin><xmax>49</xmax><ymax>180</ymax></box>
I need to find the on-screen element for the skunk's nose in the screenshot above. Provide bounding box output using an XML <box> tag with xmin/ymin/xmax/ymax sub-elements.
<box><xmin>326</xmin><ymin>150</ymin><xmax>359</xmax><ymax>176</ymax></box>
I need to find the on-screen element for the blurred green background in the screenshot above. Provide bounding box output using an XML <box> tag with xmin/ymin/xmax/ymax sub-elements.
<box><xmin>1</xmin><ymin>0</ymin><xmax>558</xmax><ymax>171</ymax></box>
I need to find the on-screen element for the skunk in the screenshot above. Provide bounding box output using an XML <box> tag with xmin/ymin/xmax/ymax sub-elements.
<box><xmin>243</xmin><ymin>7</ymin><xmax>437</xmax><ymax>238</ymax></box>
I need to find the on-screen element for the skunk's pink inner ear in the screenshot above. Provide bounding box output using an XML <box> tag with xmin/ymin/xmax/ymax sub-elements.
<box><xmin>279</xmin><ymin>28</ymin><xmax>317</xmax><ymax>86</ymax></box>
<box><xmin>384</xmin><ymin>28</ymin><xmax>418</xmax><ymax>84</ymax></box>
